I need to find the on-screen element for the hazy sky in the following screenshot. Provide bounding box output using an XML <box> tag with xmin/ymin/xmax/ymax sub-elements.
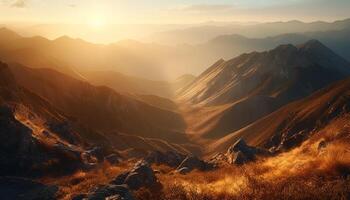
<box><xmin>1</xmin><ymin>0</ymin><xmax>350</xmax><ymax>25</ymax></box>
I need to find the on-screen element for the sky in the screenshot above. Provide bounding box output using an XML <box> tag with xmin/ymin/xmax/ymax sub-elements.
<box><xmin>1</xmin><ymin>0</ymin><xmax>350</xmax><ymax>25</ymax></box>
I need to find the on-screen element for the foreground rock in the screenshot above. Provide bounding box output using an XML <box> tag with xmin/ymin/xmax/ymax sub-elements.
<box><xmin>210</xmin><ymin>138</ymin><xmax>271</xmax><ymax>166</ymax></box>
<box><xmin>145</xmin><ymin>151</ymin><xmax>186</xmax><ymax>167</ymax></box>
<box><xmin>226</xmin><ymin>139</ymin><xmax>271</xmax><ymax>165</ymax></box>
<box><xmin>112</xmin><ymin>160</ymin><xmax>161</xmax><ymax>190</ymax></box>
<box><xmin>176</xmin><ymin>156</ymin><xmax>214</xmax><ymax>174</ymax></box>
<box><xmin>82</xmin><ymin>184</ymin><xmax>134</xmax><ymax>200</ymax></box>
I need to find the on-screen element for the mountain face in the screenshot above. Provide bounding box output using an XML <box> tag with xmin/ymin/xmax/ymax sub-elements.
<box><xmin>179</xmin><ymin>40</ymin><xmax>350</xmax><ymax>106</ymax></box>
<box><xmin>0</xmin><ymin>61</ymin><xmax>198</xmax><ymax>177</ymax></box>
<box><xmin>9</xmin><ymin>64</ymin><xmax>188</xmax><ymax>143</ymax></box>
<box><xmin>179</xmin><ymin>40</ymin><xmax>350</xmax><ymax>139</ymax></box>
<box><xmin>208</xmin><ymin>77</ymin><xmax>350</xmax><ymax>154</ymax></box>
<box><xmin>0</xmin><ymin>61</ymin><xmax>86</xmax><ymax>176</ymax></box>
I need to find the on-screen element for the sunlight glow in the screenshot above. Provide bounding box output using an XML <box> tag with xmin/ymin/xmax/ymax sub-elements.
<box><xmin>89</xmin><ymin>17</ymin><xmax>106</xmax><ymax>29</ymax></box>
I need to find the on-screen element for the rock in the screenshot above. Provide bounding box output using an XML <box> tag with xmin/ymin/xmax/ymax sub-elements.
<box><xmin>87</xmin><ymin>184</ymin><xmax>134</xmax><ymax>200</ymax></box>
<box><xmin>208</xmin><ymin>153</ymin><xmax>228</xmax><ymax>167</ymax></box>
<box><xmin>105</xmin><ymin>154</ymin><xmax>120</xmax><ymax>165</ymax></box>
<box><xmin>113</xmin><ymin>172</ymin><xmax>130</xmax><ymax>185</ymax></box>
<box><xmin>318</xmin><ymin>140</ymin><xmax>327</xmax><ymax>150</ymax></box>
<box><xmin>177</xmin><ymin>167</ymin><xmax>191</xmax><ymax>175</ymax></box>
<box><xmin>111</xmin><ymin>160</ymin><xmax>161</xmax><ymax>190</ymax></box>
<box><xmin>226</xmin><ymin>138</ymin><xmax>270</xmax><ymax>165</ymax></box>
<box><xmin>145</xmin><ymin>151</ymin><xmax>186</xmax><ymax>168</ymax></box>
<box><xmin>227</xmin><ymin>139</ymin><xmax>248</xmax><ymax>153</ymax></box>
<box><xmin>86</xmin><ymin>146</ymin><xmax>105</xmax><ymax>162</ymax></box>
<box><xmin>176</xmin><ymin>156</ymin><xmax>213</xmax><ymax>172</ymax></box>
<box><xmin>47</xmin><ymin>121</ymin><xmax>80</xmax><ymax>145</ymax></box>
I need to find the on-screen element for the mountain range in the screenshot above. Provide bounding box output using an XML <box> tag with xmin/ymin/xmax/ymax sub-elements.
<box><xmin>1</xmin><ymin>22</ymin><xmax>350</xmax><ymax>83</ymax></box>
<box><xmin>1</xmin><ymin>24</ymin><xmax>350</xmax><ymax>199</ymax></box>
<box><xmin>178</xmin><ymin>40</ymin><xmax>350</xmax><ymax>142</ymax></box>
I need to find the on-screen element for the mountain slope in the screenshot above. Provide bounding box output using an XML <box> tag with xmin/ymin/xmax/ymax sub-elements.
<box><xmin>208</xmin><ymin>77</ymin><xmax>350</xmax><ymax>154</ymax></box>
<box><xmin>0</xmin><ymin>61</ymin><xmax>200</xmax><ymax>177</ymax></box>
<box><xmin>0</xmin><ymin>62</ymin><xmax>87</xmax><ymax>176</ymax></box>
<box><xmin>9</xmin><ymin>64</ymin><xmax>188</xmax><ymax>143</ymax></box>
<box><xmin>179</xmin><ymin>40</ymin><xmax>350</xmax><ymax>139</ymax></box>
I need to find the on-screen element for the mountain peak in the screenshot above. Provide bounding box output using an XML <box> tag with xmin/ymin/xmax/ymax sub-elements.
<box><xmin>298</xmin><ymin>39</ymin><xmax>326</xmax><ymax>50</ymax></box>
<box><xmin>273</xmin><ymin>43</ymin><xmax>297</xmax><ymax>52</ymax></box>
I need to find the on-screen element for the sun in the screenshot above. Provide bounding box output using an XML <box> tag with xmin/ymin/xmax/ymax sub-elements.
<box><xmin>89</xmin><ymin>17</ymin><xmax>106</xmax><ymax>29</ymax></box>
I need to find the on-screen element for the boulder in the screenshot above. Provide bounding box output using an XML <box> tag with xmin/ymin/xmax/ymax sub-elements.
<box><xmin>85</xmin><ymin>146</ymin><xmax>105</xmax><ymax>162</ymax></box>
<box><xmin>105</xmin><ymin>154</ymin><xmax>120</xmax><ymax>165</ymax></box>
<box><xmin>226</xmin><ymin>138</ymin><xmax>270</xmax><ymax>165</ymax></box>
<box><xmin>86</xmin><ymin>184</ymin><xmax>134</xmax><ymax>200</ymax></box>
<box><xmin>111</xmin><ymin>160</ymin><xmax>161</xmax><ymax>190</ymax></box>
<box><xmin>176</xmin><ymin>156</ymin><xmax>213</xmax><ymax>172</ymax></box>
<box><xmin>145</xmin><ymin>151</ymin><xmax>186</xmax><ymax>167</ymax></box>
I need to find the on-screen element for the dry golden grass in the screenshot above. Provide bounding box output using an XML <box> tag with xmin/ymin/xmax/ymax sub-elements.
<box><xmin>41</xmin><ymin>162</ymin><xmax>132</xmax><ymax>200</ymax></box>
<box><xmin>43</xmin><ymin>116</ymin><xmax>350</xmax><ymax>200</ymax></box>
<box><xmin>151</xmin><ymin>116</ymin><xmax>350</xmax><ymax>200</ymax></box>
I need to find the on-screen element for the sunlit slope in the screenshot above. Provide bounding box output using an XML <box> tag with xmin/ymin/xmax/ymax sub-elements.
<box><xmin>209</xmin><ymin>77</ymin><xmax>350</xmax><ymax>154</ymax></box>
<box><xmin>179</xmin><ymin>40</ymin><xmax>350</xmax><ymax>140</ymax></box>
<box><xmin>9</xmin><ymin>64</ymin><xmax>189</xmax><ymax>143</ymax></box>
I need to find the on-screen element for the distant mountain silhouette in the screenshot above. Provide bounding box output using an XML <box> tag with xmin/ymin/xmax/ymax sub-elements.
<box><xmin>179</xmin><ymin>40</ymin><xmax>350</xmax><ymax>139</ymax></box>
<box><xmin>1</xmin><ymin>26</ymin><xmax>350</xmax><ymax>83</ymax></box>
<box><xmin>148</xmin><ymin>18</ymin><xmax>350</xmax><ymax>44</ymax></box>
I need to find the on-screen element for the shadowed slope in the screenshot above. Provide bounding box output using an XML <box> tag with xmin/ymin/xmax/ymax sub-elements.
<box><xmin>209</xmin><ymin>77</ymin><xmax>350</xmax><ymax>154</ymax></box>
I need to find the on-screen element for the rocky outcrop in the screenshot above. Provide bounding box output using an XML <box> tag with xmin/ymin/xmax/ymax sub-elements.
<box><xmin>112</xmin><ymin>160</ymin><xmax>161</xmax><ymax>190</ymax></box>
<box><xmin>176</xmin><ymin>156</ymin><xmax>214</xmax><ymax>174</ymax></box>
<box><xmin>226</xmin><ymin>139</ymin><xmax>270</xmax><ymax>165</ymax></box>
<box><xmin>210</xmin><ymin>138</ymin><xmax>271</xmax><ymax>166</ymax></box>
<box><xmin>145</xmin><ymin>151</ymin><xmax>186</xmax><ymax>167</ymax></box>
<box><xmin>84</xmin><ymin>184</ymin><xmax>134</xmax><ymax>200</ymax></box>
<box><xmin>105</xmin><ymin>154</ymin><xmax>120</xmax><ymax>165</ymax></box>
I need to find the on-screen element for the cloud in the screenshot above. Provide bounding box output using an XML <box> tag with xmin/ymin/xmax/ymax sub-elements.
<box><xmin>11</xmin><ymin>0</ymin><xmax>27</xmax><ymax>8</ymax></box>
<box><xmin>68</xmin><ymin>4</ymin><xmax>76</xmax><ymax>8</ymax></box>
<box><xmin>181</xmin><ymin>4</ymin><xmax>234</xmax><ymax>13</ymax></box>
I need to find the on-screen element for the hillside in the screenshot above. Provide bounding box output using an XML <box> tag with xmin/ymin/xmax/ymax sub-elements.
<box><xmin>9</xmin><ymin>64</ymin><xmax>189</xmax><ymax>143</ymax></box>
<box><xmin>179</xmin><ymin>40</ymin><xmax>350</xmax><ymax>139</ymax></box>
<box><xmin>208</xmin><ymin>77</ymin><xmax>350</xmax><ymax>154</ymax></box>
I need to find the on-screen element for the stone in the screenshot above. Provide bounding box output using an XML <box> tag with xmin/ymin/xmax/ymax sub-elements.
<box><xmin>111</xmin><ymin>160</ymin><xmax>161</xmax><ymax>191</ymax></box>
<box><xmin>176</xmin><ymin>156</ymin><xmax>213</xmax><ymax>172</ymax></box>
<box><xmin>105</xmin><ymin>154</ymin><xmax>120</xmax><ymax>165</ymax></box>
<box><xmin>226</xmin><ymin>138</ymin><xmax>271</xmax><ymax>165</ymax></box>
<box><xmin>87</xmin><ymin>184</ymin><xmax>134</xmax><ymax>200</ymax></box>
<box><xmin>145</xmin><ymin>151</ymin><xmax>186</xmax><ymax>168</ymax></box>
